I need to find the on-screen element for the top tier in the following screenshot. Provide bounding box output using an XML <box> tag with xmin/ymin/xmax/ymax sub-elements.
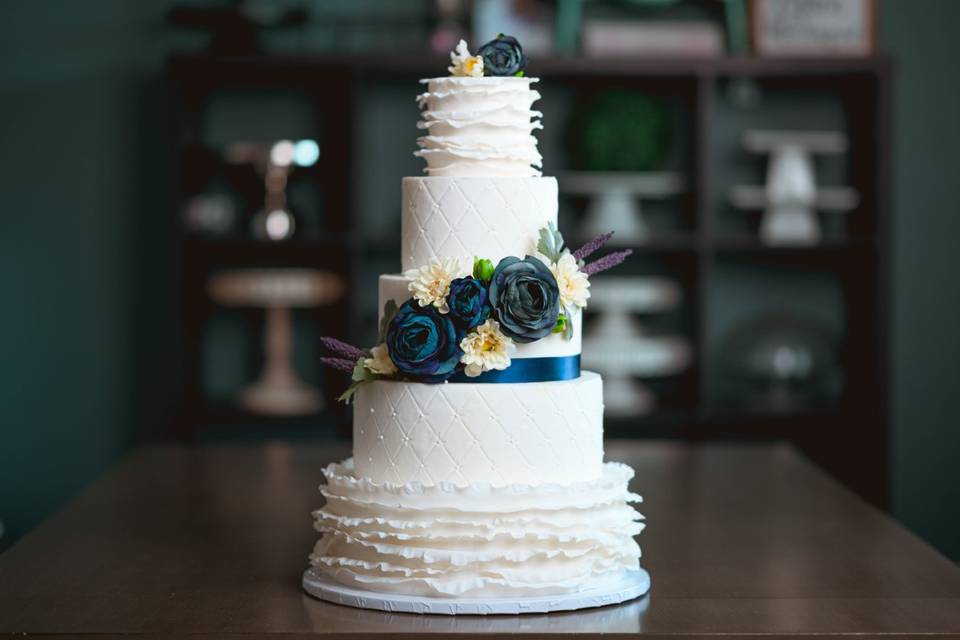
<box><xmin>415</xmin><ymin>77</ymin><xmax>543</xmax><ymax>177</ymax></box>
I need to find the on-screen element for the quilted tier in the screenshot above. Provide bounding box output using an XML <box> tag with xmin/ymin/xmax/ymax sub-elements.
<box><xmin>310</xmin><ymin>458</ymin><xmax>643</xmax><ymax>597</ymax></box>
<box><xmin>377</xmin><ymin>273</ymin><xmax>581</xmax><ymax>360</ymax></box>
<box><xmin>400</xmin><ymin>176</ymin><xmax>557</xmax><ymax>272</ymax></box>
<box><xmin>353</xmin><ymin>372</ymin><xmax>604</xmax><ymax>487</ymax></box>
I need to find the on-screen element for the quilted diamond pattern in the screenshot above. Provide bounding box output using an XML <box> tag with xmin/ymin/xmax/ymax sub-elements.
<box><xmin>353</xmin><ymin>373</ymin><xmax>605</xmax><ymax>487</ymax></box>
<box><xmin>401</xmin><ymin>177</ymin><xmax>558</xmax><ymax>271</ymax></box>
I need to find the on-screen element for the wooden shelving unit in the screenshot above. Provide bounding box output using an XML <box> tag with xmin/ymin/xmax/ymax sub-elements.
<box><xmin>166</xmin><ymin>53</ymin><xmax>892</xmax><ymax>507</ymax></box>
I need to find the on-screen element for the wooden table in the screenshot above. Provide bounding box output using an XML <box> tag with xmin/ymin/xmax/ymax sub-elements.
<box><xmin>2</xmin><ymin>441</ymin><xmax>959</xmax><ymax>639</ymax></box>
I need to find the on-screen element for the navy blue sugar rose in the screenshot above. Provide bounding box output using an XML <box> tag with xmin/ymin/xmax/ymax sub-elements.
<box><xmin>446</xmin><ymin>277</ymin><xmax>490</xmax><ymax>330</ymax></box>
<box><xmin>488</xmin><ymin>256</ymin><xmax>560</xmax><ymax>343</ymax></box>
<box><xmin>477</xmin><ymin>34</ymin><xmax>527</xmax><ymax>77</ymax></box>
<box><xmin>386</xmin><ymin>299</ymin><xmax>464</xmax><ymax>382</ymax></box>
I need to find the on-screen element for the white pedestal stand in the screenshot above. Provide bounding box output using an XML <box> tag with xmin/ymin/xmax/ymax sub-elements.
<box><xmin>729</xmin><ymin>130</ymin><xmax>859</xmax><ymax>245</ymax></box>
<box><xmin>562</xmin><ymin>172</ymin><xmax>685</xmax><ymax>245</ymax></box>
<box><xmin>302</xmin><ymin>567</ymin><xmax>650</xmax><ymax>615</ymax></box>
<box><xmin>581</xmin><ymin>277</ymin><xmax>692</xmax><ymax>417</ymax></box>
<box><xmin>207</xmin><ymin>269</ymin><xmax>343</xmax><ymax>416</ymax></box>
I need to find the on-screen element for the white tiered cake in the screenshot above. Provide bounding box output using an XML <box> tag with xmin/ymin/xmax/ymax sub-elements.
<box><xmin>306</xmin><ymin>37</ymin><xmax>647</xmax><ymax>612</ymax></box>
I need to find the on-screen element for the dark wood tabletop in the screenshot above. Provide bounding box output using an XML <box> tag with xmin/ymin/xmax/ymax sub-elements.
<box><xmin>1</xmin><ymin>440</ymin><xmax>959</xmax><ymax>639</ymax></box>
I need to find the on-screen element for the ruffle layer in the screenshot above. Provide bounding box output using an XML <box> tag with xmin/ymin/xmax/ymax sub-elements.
<box><xmin>310</xmin><ymin>460</ymin><xmax>644</xmax><ymax>597</ymax></box>
<box><xmin>414</xmin><ymin>76</ymin><xmax>543</xmax><ymax>178</ymax></box>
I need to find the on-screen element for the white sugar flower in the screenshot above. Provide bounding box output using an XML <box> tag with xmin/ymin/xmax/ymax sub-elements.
<box><xmin>405</xmin><ymin>256</ymin><xmax>469</xmax><ymax>314</ymax></box>
<box><xmin>363</xmin><ymin>343</ymin><xmax>397</xmax><ymax>376</ymax></box>
<box><xmin>550</xmin><ymin>252</ymin><xmax>591</xmax><ymax>309</ymax></box>
<box><xmin>460</xmin><ymin>319</ymin><xmax>516</xmax><ymax>378</ymax></box>
<box><xmin>448</xmin><ymin>39</ymin><xmax>484</xmax><ymax>78</ymax></box>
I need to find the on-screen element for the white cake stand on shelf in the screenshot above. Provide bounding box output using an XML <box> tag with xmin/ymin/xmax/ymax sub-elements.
<box><xmin>729</xmin><ymin>130</ymin><xmax>859</xmax><ymax>245</ymax></box>
<box><xmin>207</xmin><ymin>268</ymin><xmax>344</xmax><ymax>416</ymax></box>
<box><xmin>581</xmin><ymin>277</ymin><xmax>692</xmax><ymax>417</ymax></box>
<box><xmin>561</xmin><ymin>172</ymin><xmax>685</xmax><ymax>245</ymax></box>
<box><xmin>302</xmin><ymin>567</ymin><xmax>650</xmax><ymax>615</ymax></box>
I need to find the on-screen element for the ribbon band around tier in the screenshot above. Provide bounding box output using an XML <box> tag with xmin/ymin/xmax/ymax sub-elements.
<box><xmin>449</xmin><ymin>355</ymin><xmax>580</xmax><ymax>384</ymax></box>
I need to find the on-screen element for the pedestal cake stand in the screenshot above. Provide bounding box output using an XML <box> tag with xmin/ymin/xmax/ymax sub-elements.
<box><xmin>302</xmin><ymin>567</ymin><xmax>650</xmax><ymax>615</ymax></box>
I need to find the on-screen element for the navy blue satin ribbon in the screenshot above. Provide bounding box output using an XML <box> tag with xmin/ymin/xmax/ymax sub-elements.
<box><xmin>449</xmin><ymin>355</ymin><xmax>580</xmax><ymax>384</ymax></box>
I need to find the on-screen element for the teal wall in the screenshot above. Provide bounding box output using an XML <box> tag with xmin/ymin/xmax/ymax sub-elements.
<box><xmin>881</xmin><ymin>0</ymin><xmax>960</xmax><ymax>560</ymax></box>
<box><xmin>0</xmin><ymin>1</ymin><xmax>178</xmax><ymax>547</ymax></box>
<box><xmin>1</xmin><ymin>1</ymin><xmax>959</xmax><ymax>559</ymax></box>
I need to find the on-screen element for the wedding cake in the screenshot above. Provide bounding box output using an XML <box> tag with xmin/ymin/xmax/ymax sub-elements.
<box><xmin>306</xmin><ymin>36</ymin><xmax>647</xmax><ymax>613</ymax></box>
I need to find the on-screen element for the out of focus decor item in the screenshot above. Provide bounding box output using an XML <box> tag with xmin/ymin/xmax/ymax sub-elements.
<box><xmin>581</xmin><ymin>20</ymin><xmax>724</xmax><ymax>58</ymax></box>
<box><xmin>562</xmin><ymin>172</ymin><xmax>685</xmax><ymax>245</ymax></box>
<box><xmin>473</xmin><ymin>0</ymin><xmax>553</xmax><ymax>55</ymax></box>
<box><xmin>717</xmin><ymin>313</ymin><xmax>842</xmax><ymax>411</ymax></box>
<box><xmin>582</xmin><ymin>277</ymin><xmax>691</xmax><ymax>417</ymax></box>
<box><xmin>182</xmin><ymin>193</ymin><xmax>236</xmax><ymax>236</ymax></box>
<box><xmin>729</xmin><ymin>130</ymin><xmax>859</xmax><ymax>245</ymax></box>
<box><xmin>573</xmin><ymin>90</ymin><xmax>670</xmax><ymax>173</ymax></box>
<box><xmin>751</xmin><ymin>0</ymin><xmax>876</xmax><ymax>57</ymax></box>
<box><xmin>225</xmin><ymin>139</ymin><xmax>320</xmax><ymax>241</ymax></box>
<box><xmin>208</xmin><ymin>269</ymin><xmax>344</xmax><ymax>416</ymax></box>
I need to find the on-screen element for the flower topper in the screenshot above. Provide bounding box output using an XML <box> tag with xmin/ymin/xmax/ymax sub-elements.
<box><xmin>448</xmin><ymin>35</ymin><xmax>527</xmax><ymax>78</ymax></box>
<box><xmin>321</xmin><ymin>225</ymin><xmax>631</xmax><ymax>400</ymax></box>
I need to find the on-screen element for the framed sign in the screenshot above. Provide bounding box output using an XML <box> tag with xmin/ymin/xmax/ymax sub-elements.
<box><xmin>751</xmin><ymin>0</ymin><xmax>876</xmax><ymax>57</ymax></box>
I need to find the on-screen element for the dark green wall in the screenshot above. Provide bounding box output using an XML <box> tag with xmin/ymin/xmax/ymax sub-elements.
<box><xmin>0</xmin><ymin>1</ymin><xmax>176</xmax><ymax>547</ymax></box>
<box><xmin>881</xmin><ymin>0</ymin><xmax>960</xmax><ymax>560</ymax></box>
<box><xmin>1</xmin><ymin>1</ymin><xmax>958</xmax><ymax>559</ymax></box>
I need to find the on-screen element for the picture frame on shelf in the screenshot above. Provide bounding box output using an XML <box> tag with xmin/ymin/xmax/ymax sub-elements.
<box><xmin>750</xmin><ymin>0</ymin><xmax>876</xmax><ymax>58</ymax></box>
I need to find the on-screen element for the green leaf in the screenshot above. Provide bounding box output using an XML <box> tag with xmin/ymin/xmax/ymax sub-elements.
<box><xmin>514</xmin><ymin>70</ymin><xmax>525</xmax><ymax>77</ymax></box>
<box><xmin>552</xmin><ymin>312</ymin><xmax>568</xmax><ymax>334</ymax></box>
<box><xmin>351</xmin><ymin>359</ymin><xmax>374</xmax><ymax>383</ymax></box>
<box><xmin>537</xmin><ymin>222</ymin><xmax>566</xmax><ymax>263</ymax></box>
<box><xmin>562</xmin><ymin>306</ymin><xmax>575</xmax><ymax>341</ymax></box>
<box><xmin>337</xmin><ymin>380</ymin><xmax>363</xmax><ymax>404</ymax></box>
<box><xmin>377</xmin><ymin>299</ymin><xmax>399</xmax><ymax>344</ymax></box>
<box><xmin>473</xmin><ymin>257</ymin><xmax>495</xmax><ymax>282</ymax></box>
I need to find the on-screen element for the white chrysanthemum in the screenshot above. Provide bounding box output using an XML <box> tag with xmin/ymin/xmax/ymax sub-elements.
<box><xmin>460</xmin><ymin>319</ymin><xmax>516</xmax><ymax>378</ymax></box>
<box><xmin>363</xmin><ymin>344</ymin><xmax>396</xmax><ymax>376</ymax></box>
<box><xmin>550</xmin><ymin>252</ymin><xmax>591</xmax><ymax>309</ymax></box>
<box><xmin>448</xmin><ymin>39</ymin><xmax>484</xmax><ymax>77</ymax></box>
<box><xmin>404</xmin><ymin>257</ymin><xmax>468</xmax><ymax>314</ymax></box>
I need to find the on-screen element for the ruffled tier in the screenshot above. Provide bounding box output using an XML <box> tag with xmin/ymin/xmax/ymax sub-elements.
<box><xmin>310</xmin><ymin>460</ymin><xmax>644</xmax><ymax>597</ymax></box>
<box><xmin>414</xmin><ymin>76</ymin><xmax>543</xmax><ymax>179</ymax></box>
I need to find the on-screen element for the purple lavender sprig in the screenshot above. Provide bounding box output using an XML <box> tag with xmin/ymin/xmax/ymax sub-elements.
<box><xmin>321</xmin><ymin>357</ymin><xmax>359</xmax><ymax>374</ymax></box>
<box><xmin>320</xmin><ymin>336</ymin><xmax>368</xmax><ymax>360</ymax></box>
<box><xmin>573</xmin><ymin>231</ymin><xmax>615</xmax><ymax>262</ymax></box>
<box><xmin>582</xmin><ymin>249</ymin><xmax>633</xmax><ymax>276</ymax></box>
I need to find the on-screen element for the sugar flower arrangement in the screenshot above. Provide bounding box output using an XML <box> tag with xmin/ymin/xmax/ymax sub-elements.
<box><xmin>321</xmin><ymin>226</ymin><xmax>631</xmax><ymax>400</ymax></box>
<box><xmin>449</xmin><ymin>35</ymin><xmax>527</xmax><ymax>78</ymax></box>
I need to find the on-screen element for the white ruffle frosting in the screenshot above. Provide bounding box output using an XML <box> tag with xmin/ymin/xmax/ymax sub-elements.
<box><xmin>310</xmin><ymin>459</ymin><xmax>644</xmax><ymax>597</ymax></box>
<box><xmin>415</xmin><ymin>77</ymin><xmax>543</xmax><ymax>178</ymax></box>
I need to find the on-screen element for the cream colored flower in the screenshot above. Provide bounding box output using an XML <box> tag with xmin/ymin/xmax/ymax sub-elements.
<box><xmin>550</xmin><ymin>252</ymin><xmax>591</xmax><ymax>309</ymax></box>
<box><xmin>448</xmin><ymin>39</ymin><xmax>484</xmax><ymax>78</ymax></box>
<box><xmin>405</xmin><ymin>257</ymin><xmax>469</xmax><ymax>314</ymax></box>
<box><xmin>363</xmin><ymin>344</ymin><xmax>397</xmax><ymax>376</ymax></box>
<box><xmin>460</xmin><ymin>319</ymin><xmax>516</xmax><ymax>377</ymax></box>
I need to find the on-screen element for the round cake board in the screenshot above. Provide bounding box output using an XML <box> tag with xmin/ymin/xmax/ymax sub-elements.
<box><xmin>302</xmin><ymin>567</ymin><xmax>650</xmax><ymax>615</ymax></box>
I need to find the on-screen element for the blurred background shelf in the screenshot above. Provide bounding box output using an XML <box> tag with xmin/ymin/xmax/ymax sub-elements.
<box><xmin>167</xmin><ymin>45</ymin><xmax>890</xmax><ymax>506</ymax></box>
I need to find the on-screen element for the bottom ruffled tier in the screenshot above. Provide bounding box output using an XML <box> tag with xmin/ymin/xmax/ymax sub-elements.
<box><xmin>309</xmin><ymin>459</ymin><xmax>644</xmax><ymax>598</ymax></box>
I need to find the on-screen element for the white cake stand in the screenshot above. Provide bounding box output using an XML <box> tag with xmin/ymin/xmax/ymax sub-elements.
<box><xmin>207</xmin><ymin>268</ymin><xmax>344</xmax><ymax>415</ymax></box>
<box><xmin>302</xmin><ymin>567</ymin><xmax>650</xmax><ymax>616</ymax></box>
